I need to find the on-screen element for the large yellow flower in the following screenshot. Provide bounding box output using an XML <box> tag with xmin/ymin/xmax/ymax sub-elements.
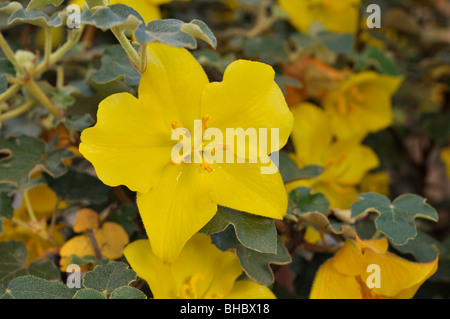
<box><xmin>79</xmin><ymin>43</ymin><xmax>293</xmax><ymax>263</ymax></box>
<box><xmin>322</xmin><ymin>71</ymin><xmax>402</xmax><ymax>140</ymax></box>
<box><xmin>124</xmin><ymin>233</ymin><xmax>276</xmax><ymax>299</ymax></box>
<box><xmin>286</xmin><ymin>103</ymin><xmax>379</xmax><ymax>209</ymax></box>
<box><xmin>310</xmin><ymin>236</ymin><xmax>438</xmax><ymax>299</ymax></box>
<box><xmin>279</xmin><ymin>0</ymin><xmax>361</xmax><ymax>35</ymax></box>
<box><xmin>71</xmin><ymin>0</ymin><xmax>190</xmax><ymax>23</ymax></box>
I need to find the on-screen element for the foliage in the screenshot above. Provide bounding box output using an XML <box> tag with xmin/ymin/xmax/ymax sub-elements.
<box><xmin>0</xmin><ymin>0</ymin><xmax>449</xmax><ymax>300</ymax></box>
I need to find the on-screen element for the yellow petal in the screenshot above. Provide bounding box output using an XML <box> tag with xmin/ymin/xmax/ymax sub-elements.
<box><xmin>332</xmin><ymin>240</ymin><xmax>366</xmax><ymax>276</ymax></box>
<box><xmin>137</xmin><ymin>164</ymin><xmax>216</xmax><ymax>263</ymax></box>
<box><xmin>124</xmin><ymin>234</ymin><xmax>243</xmax><ymax>299</ymax></box>
<box><xmin>94</xmin><ymin>222</ymin><xmax>130</xmax><ymax>260</ymax></box>
<box><xmin>327</xmin><ymin>139</ymin><xmax>380</xmax><ymax>184</ymax></box>
<box><xmin>290</xmin><ymin>102</ymin><xmax>333</xmax><ymax>166</ymax></box>
<box><xmin>361</xmin><ymin>250</ymin><xmax>438</xmax><ymax>298</ymax></box>
<box><xmin>140</xmin><ymin>42</ymin><xmax>209</xmax><ymax>132</ymax></box>
<box><xmin>79</xmin><ymin>92</ymin><xmax>173</xmax><ymax>193</ymax></box>
<box><xmin>310</xmin><ymin>258</ymin><xmax>362</xmax><ymax>299</ymax></box>
<box><xmin>206</xmin><ymin>161</ymin><xmax>288</xmax><ymax>220</ymax></box>
<box><xmin>440</xmin><ymin>146</ymin><xmax>450</xmax><ymax>177</ymax></box>
<box><xmin>201</xmin><ymin>60</ymin><xmax>293</xmax><ymax>156</ymax></box>
<box><xmin>356</xmin><ymin>235</ymin><xmax>389</xmax><ymax>255</ymax></box>
<box><xmin>226</xmin><ymin>281</ymin><xmax>276</xmax><ymax>299</ymax></box>
<box><xmin>15</xmin><ymin>184</ymin><xmax>66</xmax><ymax>220</ymax></box>
<box><xmin>59</xmin><ymin>235</ymin><xmax>96</xmax><ymax>271</ymax></box>
<box><xmin>279</xmin><ymin>0</ymin><xmax>361</xmax><ymax>34</ymax></box>
<box><xmin>73</xmin><ymin>208</ymin><xmax>100</xmax><ymax>233</ymax></box>
<box><xmin>123</xmin><ymin>239</ymin><xmax>177</xmax><ymax>298</ymax></box>
<box><xmin>170</xmin><ymin>233</ymin><xmax>243</xmax><ymax>299</ymax></box>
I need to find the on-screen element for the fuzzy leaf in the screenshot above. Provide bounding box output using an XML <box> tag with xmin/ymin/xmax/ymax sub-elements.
<box><xmin>211</xmin><ymin>226</ymin><xmax>291</xmax><ymax>286</ymax></box>
<box><xmin>201</xmin><ymin>206</ymin><xmax>277</xmax><ymax>254</ymax></box>
<box><xmin>351</xmin><ymin>193</ymin><xmax>439</xmax><ymax>245</ymax></box>
<box><xmin>0</xmin><ymin>136</ymin><xmax>73</xmax><ymax>188</ymax></box>
<box><xmin>109</xmin><ymin>286</ymin><xmax>147</xmax><ymax>299</ymax></box>
<box><xmin>82</xmin><ymin>262</ymin><xmax>137</xmax><ymax>295</ymax></box>
<box><xmin>4</xmin><ymin>275</ymin><xmax>72</xmax><ymax>299</ymax></box>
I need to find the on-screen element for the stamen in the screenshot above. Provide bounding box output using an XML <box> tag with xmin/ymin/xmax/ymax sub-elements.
<box><xmin>202</xmin><ymin>114</ymin><xmax>211</xmax><ymax>132</ymax></box>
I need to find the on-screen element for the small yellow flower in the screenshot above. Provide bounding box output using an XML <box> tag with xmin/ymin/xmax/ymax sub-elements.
<box><xmin>79</xmin><ymin>43</ymin><xmax>293</xmax><ymax>263</ymax></box>
<box><xmin>441</xmin><ymin>146</ymin><xmax>450</xmax><ymax>178</ymax></box>
<box><xmin>0</xmin><ymin>185</ymin><xmax>67</xmax><ymax>263</ymax></box>
<box><xmin>310</xmin><ymin>236</ymin><xmax>438</xmax><ymax>299</ymax></box>
<box><xmin>322</xmin><ymin>71</ymin><xmax>402</xmax><ymax>140</ymax></box>
<box><xmin>287</xmin><ymin>103</ymin><xmax>379</xmax><ymax>209</ymax></box>
<box><xmin>279</xmin><ymin>0</ymin><xmax>361</xmax><ymax>34</ymax></box>
<box><xmin>124</xmin><ymin>233</ymin><xmax>276</xmax><ymax>299</ymax></box>
<box><xmin>71</xmin><ymin>0</ymin><xmax>190</xmax><ymax>23</ymax></box>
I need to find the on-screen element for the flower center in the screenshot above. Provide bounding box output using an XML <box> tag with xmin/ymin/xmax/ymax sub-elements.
<box><xmin>170</xmin><ymin>115</ymin><xmax>229</xmax><ymax>173</ymax></box>
<box><xmin>335</xmin><ymin>86</ymin><xmax>365</xmax><ymax>115</ymax></box>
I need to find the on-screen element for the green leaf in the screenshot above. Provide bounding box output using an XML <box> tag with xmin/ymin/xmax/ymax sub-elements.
<box><xmin>51</xmin><ymin>89</ymin><xmax>76</xmax><ymax>110</ymax></box>
<box><xmin>52</xmin><ymin>114</ymin><xmax>94</xmax><ymax>132</ymax></box>
<box><xmin>201</xmin><ymin>206</ymin><xmax>277</xmax><ymax>254</ymax></box>
<box><xmin>288</xmin><ymin>187</ymin><xmax>330</xmax><ymax>215</ymax></box>
<box><xmin>0</xmin><ymin>1</ymin><xmax>23</xmax><ymax>16</ymax></box>
<box><xmin>391</xmin><ymin>231</ymin><xmax>442</xmax><ymax>263</ymax></box>
<box><xmin>353</xmin><ymin>46</ymin><xmax>401</xmax><ymax>76</ymax></box>
<box><xmin>109</xmin><ymin>286</ymin><xmax>147</xmax><ymax>299</ymax></box>
<box><xmin>211</xmin><ymin>226</ymin><xmax>291</xmax><ymax>286</ymax></box>
<box><xmin>108</xmin><ymin>204</ymin><xmax>138</xmax><ymax>236</ymax></box>
<box><xmin>243</xmin><ymin>36</ymin><xmax>288</xmax><ymax>65</ymax></box>
<box><xmin>351</xmin><ymin>193</ymin><xmax>439</xmax><ymax>245</ymax></box>
<box><xmin>0</xmin><ymin>135</ymin><xmax>73</xmax><ymax>188</ymax></box>
<box><xmin>136</xmin><ymin>19</ymin><xmax>216</xmax><ymax>49</ymax></box>
<box><xmin>72</xmin><ymin>288</ymin><xmax>106</xmax><ymax>299</ymax></box>
<box><xmin>26</xmin><ymin>0</ymin><xmax>64</xmax><ymax>12</ymax></box>
<box><xmin>8</xmin><ymin>8</ymin><xmax>67</xmax><ymax>28</ymax></box>
<box><xmin>180</xmin><ymin>20</ymin><xmax>217</xmax><ymax>49</ymax></box>
<box><xmin>80</xmin><ymin>4</ymin><xmax>144</xmax><ymax>32</ymax></box>
<box><xmin>0</xmin><ymin>241</ymin><xmax>60</xmax><ymax>285</ymax></box>
<box><xmin>0</xmin><ymin>193</ymin><xmax>13</xmax><ymax>234</ymax></box>
<box><xmin>92</xmin><ymin>44</ymin><xmax>141</xmax><ymax>86</ymax></box>
<box><xmin>0</xmin><ymin>75</ymin><xmax>7</xmax><ymax>94</ymax></box>
<box><xmin>278</xmin><ymin>151</ymin><xmax>323</xmax><ymax>183</ymax></box>
<box><xmin>44</xmin><ymin>168</ymin><xmax>110</xmax><ymax>205</ymax></box>
<box><xmin>4</xmin><ymin>275</ymin><xmax>72</xmax><ymax>299</ymax></box>
<box><xmin>82</xmin><ymin>262</ymin><xmax>137</xmax><ymax>295</ymax></box>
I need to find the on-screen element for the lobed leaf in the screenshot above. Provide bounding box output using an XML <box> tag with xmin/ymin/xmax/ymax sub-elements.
<box><xmin>0</xmin><ymin>135</ymin><xmax>73</xmax><ymax>188</ymax></box>
<box><xmin>351</xmin><ymin>193</ymin><xmax>439</xmax><ymax>245</ymax></box>
<box><xmin>211</xmin><ymin>226</ymin><xmax>291</xmax><ymax>286</ymax></box>
<box><xmin>201</xmin><ymin>206</ymin><xmax>278</xmax><ymax>254</ymax></box>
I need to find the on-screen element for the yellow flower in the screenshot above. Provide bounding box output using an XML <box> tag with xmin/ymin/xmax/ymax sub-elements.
<box><xmin>286</xmin><ymin>103</ymin><xmax>379</xmax><ymax>209</ymax></box>
<box><xmin>441</xmin><ymin>146</ymin><xmax>450</xmax><ymax>178</ymax></box>
<box><xmin>79</xmin><ymin>43</ymin><xmax>293</xmax><ymax>263</ymax></box>
<box><xmin>322</xmin><ymin>71</ymin><xmax>402</xmax><ymax>140</ymax></box>
<box><xmin>279</xmin><ymin>0</ymin><xmax>361</xmax><ymax>34</ymax></box>
<box><xmin>70</xmin><ymin>0</ymin><xmax>190</xmax><ymax>23</ymax></box>
<box><xmin>124</xmin><ymin>233</ymin><xmax>276</xmax><ymax>299</ymax></box>
<box><xmin>0</xmin><ymin>185</ymin><xmax>67</xmax><ymax>263</ymax></box>
<box><xmin>310</xmin><ymin>236</ymin><xmax>438</xmax><ymax>299</ymax></box>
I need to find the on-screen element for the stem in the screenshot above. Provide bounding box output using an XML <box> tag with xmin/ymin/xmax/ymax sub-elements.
<box><xmin>56</xmin><ymin>66</ymin><xmax>64</xmax><ymax>89</ymax></box>
<box><xmin>43</xmin><ymin>27</ymin><xmax>52</xmax><ymax>68</ymax></box>
<box><xmin>111</xmin><ymin>27</ymin><xmax>141</xmax><ymax>71</ymax></box>
<box><xmin>0</xmin><ymin>32</ymin><xmax>22</xmax><ymax>74</ymax></box>
<box><xmin>23</xmin><ymin>190</ymin><xmax>38</xmax><ymax>222</ymax></box>
<box><xmin>25</xmin><ymin>79</ymin><xmax>60</xmax><ymax>116</ymax></box>
<box><xmin>34</xmin><ymin>25</ymin><xmax>85</xmax><ymax>76</ymax></box>
<box><xmin>0</xmin><ymin>83</ymin><xmax>22</xmax><ymax>104</ymax></box>
<box><xmin>0</xmin><ymin>100</ymin><xmax>35</xmax><ymax>122</ymax></box>
<box><xmin>87</xmin><ymin>228</ymin><xmax>103</xmax><ymax>260</ymax></box>
<box><xmin>139</xmin><ymin>44</ymin><xmax>147</xmax><ymax>73</ymax></box>
<box><xmin>12</xmin><ymin>217</ymin><xmax>57</xmax><ymax>246</ymax></box>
